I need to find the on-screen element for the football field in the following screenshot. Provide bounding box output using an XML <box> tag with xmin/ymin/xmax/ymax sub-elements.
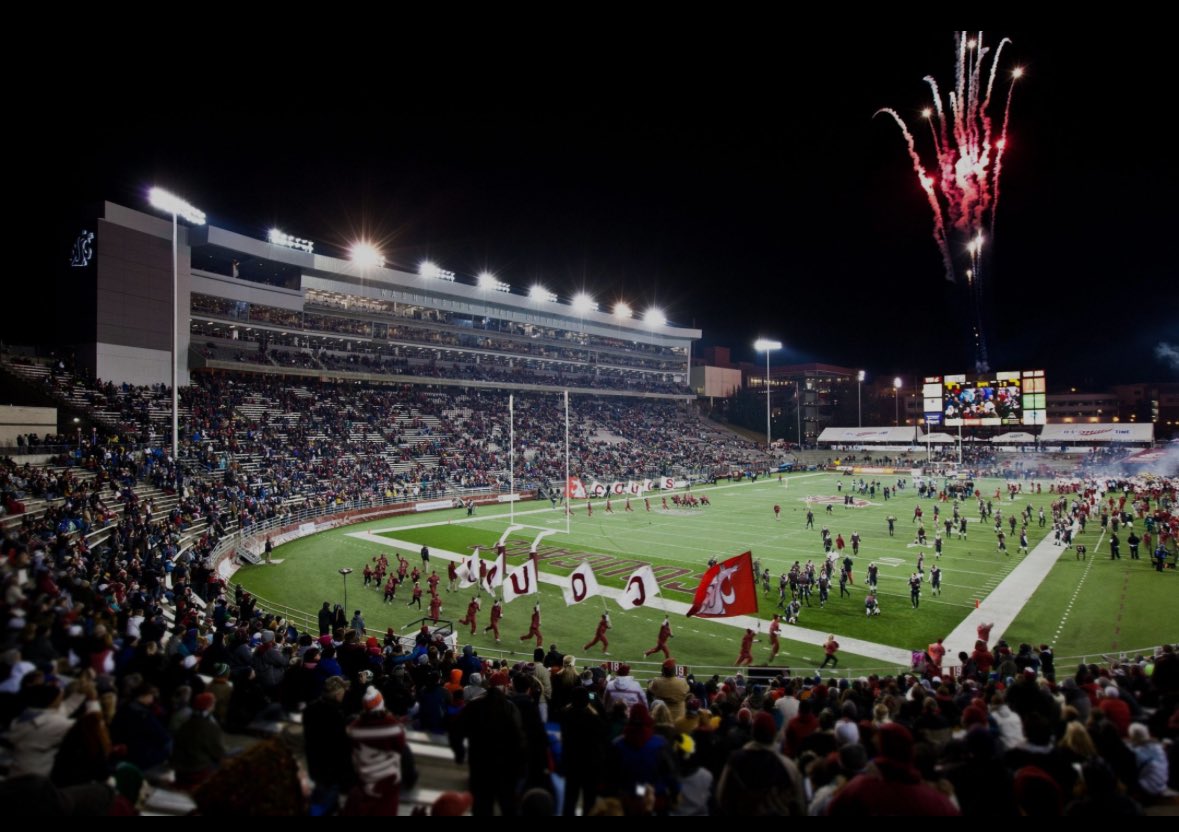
<box><xmin>234</xmin><ymin>473</ymin><xmax>1177</xmax><ymax>674</ymax></box>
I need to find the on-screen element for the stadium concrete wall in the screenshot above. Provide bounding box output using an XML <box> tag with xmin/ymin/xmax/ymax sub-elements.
<box><xmin>0</xmin><ymin>404</ymin><xmax>56</xmax><ymax>445</ymax></box>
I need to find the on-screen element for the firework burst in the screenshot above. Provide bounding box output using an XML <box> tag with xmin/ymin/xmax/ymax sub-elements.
<box><xmin>876</xmin><ymin>32</ymin><xmax>1022</xmax><ymax>279</ymax></box>
<box><xmin>876</xmin><ymin>32</ymin><xmax>1022</xmax><ymax>371</ymax></box>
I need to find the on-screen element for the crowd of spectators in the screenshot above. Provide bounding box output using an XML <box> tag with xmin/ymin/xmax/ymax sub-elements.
<box><xmin>3</xmin><ymin>543</ymin><xmax>1177</xmax><ymax>815</ymax></box>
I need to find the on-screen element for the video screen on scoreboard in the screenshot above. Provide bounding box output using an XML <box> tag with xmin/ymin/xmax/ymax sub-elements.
<box><xmin>943</xmin><ymin>372</ymin><xmax>1023</xmax><ymax>426</ymax></box>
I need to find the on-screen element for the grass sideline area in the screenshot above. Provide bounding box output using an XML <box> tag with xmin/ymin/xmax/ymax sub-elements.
<box><xmin>234</xmin><ymin>473</ymin><xmax>1178</xmax><ymax>672</ymax></box>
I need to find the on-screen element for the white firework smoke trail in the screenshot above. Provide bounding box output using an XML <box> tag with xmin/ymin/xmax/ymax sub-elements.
<box><xmin>874</xmin><ymin>107</ymin><xmax>955</xmax><ymax>280</ymax></box>
<box><xmin>983</xmin><ymin>37</ymin><xmax>1014</xmax><ymax>110</ymax></box>
<box><xmin>991</xmin><ymin>74</ymin><xmax>1019</xmax><ymax>237</ymax></box>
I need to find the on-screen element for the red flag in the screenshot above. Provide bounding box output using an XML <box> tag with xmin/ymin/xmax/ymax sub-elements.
<box><xmin>687</xmin><ymin>551</ymin><xmax>759</xmax><ymax>618</ymax></box>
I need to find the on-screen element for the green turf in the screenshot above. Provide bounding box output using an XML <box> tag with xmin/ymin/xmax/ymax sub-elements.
<box><xmin>1003</xmin><ymin>521</ymin><xmax>1176</xmax><ymax>662</ymax></box>
<box><xmin>233</xmin><ymin>474</ymin><xmax>1178</xmax><ymax>671</ymax></box>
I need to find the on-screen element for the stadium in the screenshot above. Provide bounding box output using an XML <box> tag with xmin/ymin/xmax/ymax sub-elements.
<box><xmin>3</xmin><ymin>34</ymin><xmax>1178</xmax><ymax>817</ymax></box>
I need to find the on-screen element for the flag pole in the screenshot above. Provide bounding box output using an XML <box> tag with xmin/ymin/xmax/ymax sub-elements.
<box><xmin>509</xmin><ymin>393</ymin><xmax>515</xmax><ymax>525</ymax></box>
<box><xmin>565</xmin><ymin>389</ymin><xmax>571</xmax><ymax>535</ymax></box>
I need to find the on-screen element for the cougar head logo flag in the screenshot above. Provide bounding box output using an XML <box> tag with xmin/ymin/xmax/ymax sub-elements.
<box><xmin>687</xmin><ymin>551</ymin><xmax>758</xmax><ymax>618</ymax></box>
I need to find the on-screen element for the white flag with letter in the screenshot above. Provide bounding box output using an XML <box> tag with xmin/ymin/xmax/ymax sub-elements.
<box><xmin>503</xmin><ymin>559</ymin><xmax>538</xmax><ymax>603</ymax></box>
<box><xmin>617</xmin><ymin>565</ymin><xmax>660</xmax><ymax>610</ymax></box>
<box><xmin>562</xmin><ymin>562</ymin><xmax>601</xmax><ymax>605</ymax></box>
<box><xmin>458</xmin><ymin>547</ymin><xmax>481</xmax><ymax>588</ymax></box>
<box><xmin>483</xmin><ymin>551</ymin><xmax>505</xmax><ymax>590</ymax></box>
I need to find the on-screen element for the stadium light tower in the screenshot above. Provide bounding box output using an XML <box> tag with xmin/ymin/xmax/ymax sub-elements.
<box><xmin>571</xmin><ymin>292</ymin><xmax>597</xmax><ymax>315</ymax></box>
<box><xmin>754</xmin><ymin>339</ymin><xmax>782</xmax><ymax>449</ymax></box>
<box><xmin>571</xmin><ymin>292</ymin><xmax>597</xmax><ymax>340</ymax></box>
<box><xmin>147</xmin><ymin>187</ymin><xmax>205</xmax><ymax>463</ymax></box>
<box><xmin>477</xmin><ymin>271</ymin><xmax>509</xmax><ymax>329</ymax></box>
<box><xmin>893</xmin><ymin>376</ymin><xmax>903</xmax><ymax>426</ymax></box>
<box><xmin>857</xmin><ymin>370</ymin><xmax>866</xmax><ymax>427</ymax></box>
<box><xmin>349</xmin><ymin>242</ymin><xmax>385</xmax><ymax>269</ymax></box>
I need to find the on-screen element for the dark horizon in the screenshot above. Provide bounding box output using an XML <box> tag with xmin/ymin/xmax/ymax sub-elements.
<box><xmin>12</xmin><ymin>30</ymin><xmax>1178</xmax><ymax>390</ymax></box>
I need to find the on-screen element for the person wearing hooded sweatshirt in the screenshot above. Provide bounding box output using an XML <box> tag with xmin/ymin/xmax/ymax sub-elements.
<box><xmin>829</xmin><ymin>723</ymin><xmax>959</xmax><ymax>815</ymax></box>
<box><xmin>605</xmin><ymin>664</ymin><xmax>645</xmax><ymax>713</ymax></box>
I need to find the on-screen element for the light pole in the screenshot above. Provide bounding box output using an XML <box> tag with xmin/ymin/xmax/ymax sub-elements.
<box><xmin>857</xmin><ymin>370</ymin><xmax>865</xmax><ymax>427</ymax></box>
<box><xmin>796</xmin><ymin>380</ymin><xmax>804</xmax><ymax>449</ymax></box>
<box><xmin>893</xmin><ymin>376</ymin><xmax>903</xmax><ymax>427</ymax></box>
<box><xmin>339</xmin><ymin>567</ymin><xmax>353</xmax><ymax>614</ymax></box>
<box><xmin>148</xmin><ymin>188</ymin><xmax>205</xmax><ymax>463</ymax></box>
<box><xmin>754</xmin><ymin>338</ymin><xmax>782</xmax><ymax>449</ymax></box>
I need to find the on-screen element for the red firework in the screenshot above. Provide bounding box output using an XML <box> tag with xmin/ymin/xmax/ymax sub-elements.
<box><xmin>876</xmin><ymin>32</ymin><xmax>1022</xmax><ymax>285</ymax></box>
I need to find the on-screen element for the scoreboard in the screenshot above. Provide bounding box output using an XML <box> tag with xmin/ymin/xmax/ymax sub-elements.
<box><xmin>925</xmin><ymin>370</ymin><xmax>1046</xmax><ymax>427</ymax></box>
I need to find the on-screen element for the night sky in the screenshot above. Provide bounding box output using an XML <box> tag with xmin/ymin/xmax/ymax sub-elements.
<box><xmin>16</xmin><ymin>30</ymin><xmax>1178</xmax><ymax>388</ymax></box>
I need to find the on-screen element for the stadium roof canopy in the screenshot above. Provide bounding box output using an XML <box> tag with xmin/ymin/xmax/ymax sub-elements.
<box><xmin>923</xmin><ymin>432</ymin><xmax>956</xmax><ymax>444</ymax></box>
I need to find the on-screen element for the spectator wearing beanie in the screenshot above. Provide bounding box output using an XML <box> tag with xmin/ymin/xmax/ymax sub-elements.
<box><xmin>606</xmin><ymin>702</ymin><xmax>676</xmax><ymax>814</ymax></box>
<box><xmin>648</xmin><ymin>658</ymin><xmax>690</xmax><ymax>721</ymax></box>
<box><xmin>344</xmin><ymin>686</ymin><xmax>417</xmax><ymax>815</ymax></box>
<box><xmin>1013</xmin><ymin>765</ymin><xmax>1063</xmax><ymax>816</ymax></box>
<box><xmin>717</xmin><ymin>711</ymin><xmax>804</xmax><ymax>815</ymax></box>
<box><xmin>172</xmin><ymin>692</ymin><xmax>226</xmax><ymax>787</ymax></box>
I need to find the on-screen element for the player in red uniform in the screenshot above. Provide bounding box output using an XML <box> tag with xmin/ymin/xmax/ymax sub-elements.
<box><xmin>458</xmin><ymin>596</ymin><xmax>481</xmax><ymax>634</ymax></box>
<box><xmin>977</xmin><ymin>621</ymin><xmax>994</xmax><ymax>645</ymax></box>
<box><xmin>484</xmin><ymin>598</ymin><xmax>503</xmax><ymax>642</ymax></box>
<box><xmin>427</xmin><ymin>570</ymin><xmax>440</xmax><ymax>597</ymax></box>
<box><xmin>643</xmin><ymin>616</ymin><xmax>674</xmax><ymax>658</ymax></box>
<box><xmin>428</xmin><ymin>594</ymin><xmax>443</xmax><ymax>621</ymax></box>
<box><xmin>446</xmin><ymin>560</ymin><xmax>458</xmax><ymax>592</ymax></box>
<box><xmin>736</xmin><ymin>628</ymin><xmax>757</xmax><ymax>666</ymax></box>
<box><xmin>774</xmin><ymin>504</ymin><xmax>781</xmax><ymax>520</ymax></box>
<box><xmin>819</xmin><ymin>634</ymin><xmax>840</xmax><ymax>668</ymax></box>
<box><xmin>767</xmin><ymin>614</ymin><xmax>782</xmax><ymax>662</ymax></box>
<box><xmin>583</xmin><ymin>612</ymin><xmax>611</xmax><ymax>654</ymax></box>
<box><xmin>605</xmin><ymin>498</ymin><xmax>614</xmax><ymax>513</ymax></box>
<box><xmin>407</xmin><ymin>581</ymin><xmax>422</xmax><ymax>609</ymax></box>
<box><xmin>645</xmin><ymin>497</ymin><xmax>651</xmax><ymax>511</ymax></box>
<box><xmin>520</xmin><ymin>602</ymin><xmax>543</xmax><ymax>647</ymax></box>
